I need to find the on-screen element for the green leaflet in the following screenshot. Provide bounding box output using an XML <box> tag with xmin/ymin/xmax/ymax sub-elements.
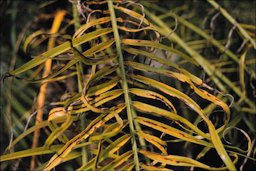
<box><xmin>5</xmin><ymin>116</ymin><xmax>78</xmax><ymax>150</ymax></box>
<box><xmin>122</xmin><ymin>39</ymin><xmax>198</xmax><ymax>65</ymax></box>
<box><xmin>9</xmin><ymin>28</ymin><xmax>112</xmax><ymax>76</ymax></box>
<box><xmin>0</xmin><ymin>142</ymin><xmax>88</xmax><ymax>162</ymax></box>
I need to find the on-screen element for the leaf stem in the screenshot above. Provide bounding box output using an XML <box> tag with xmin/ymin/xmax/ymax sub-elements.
<box><xmin>72</xmin><ymin>0</ymin><xmax>87</xmax><ymax>165</ymax></box>
<box><xmin>107</xmin><ymin>1</ymin><xmax>140</xmax><ymax>170</ymax></box>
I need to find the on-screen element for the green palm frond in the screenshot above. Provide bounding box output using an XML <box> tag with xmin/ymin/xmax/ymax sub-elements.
<box><xmin>1</xmin><ymin>0</ymin><xmax>255</xmax><ymax>170</ymax></box>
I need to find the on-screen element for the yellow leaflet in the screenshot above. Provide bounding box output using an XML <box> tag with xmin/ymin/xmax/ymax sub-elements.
<box><xmin>130</xmin><ymin>88</ymin><xmax>177</xmax><ymax>113</ymax></box>
<box><xmin>103</xmin><ymin>120</ymin><xmax>127</xmax><ymax>133</ymax></box>
<box><xmin>107</xmin><ymin>135</ymin><xmax>130</xmax><ymax>155</ymax></box>
<box><xmin>240</xmin><ymin>23</ymin><xmax>256</xmax><ymax>30</ymax></box>
<box><xmin>89</xmin><ymin>65</ymin><xmax>118</xmax><ymax>84</ymax></box>
<box><xmin>44</xmin><ymin>104</ymin><xmax>125</xmax><ymax>170</ymax></box>
<box><xmin>136</xmin><ymin>116</ymin><xmax>212</xmax><ymax>147</ymax></box>
<box><xmin>90</xmin><ymin>112</ymin><xmax>125</xmax><ymax>142</ymax></box>
<box><xmin>90</xmin><ymin>89</ymin><xmax>122</xmax><ymax>100</ymax></box>
<box><xmin>62</xmin><ymin>152</ymin><xmax>81</xmax><ymax>163</ymax></box>
<box><xmin>77</xmin><ymin>134</ymin><xmax>131</xmax><ymax>171</ymax></box>
<box><xmin>124</xmin><ymin>47</ymin><xmax>203</xmax><ymax>87</ymax></box>
<box><xmin>208</xmin><ymin>123</ymin><xmax>236</xmax><ymax>170</ymax></box>
<box><xmin>114</xmin><ymin>6</ymin><xmax>150</xmax><ymax>26</ymax></box>
<box><xmin>92</xmin><ymin>89</ymin><xmax>123</xmax><ymax>106</ymax></box>
<box><xmin>48</xmin><ymin>107</ymin><xmax>69</xmax><ymax>143</ymax></box>
<box><xmin>137</xmin><ymin>131</ymin><xmax>167</xmax><ymax>155</ymax></box>
<box><xmin>42</xmin><ymin>72</ymin><xmax>77</xmax><ymax>83</ymax></box>
<box><xmin>85</xmin><ymin>0</ymin><xmax>123</xmax><ymax>5</ymax></box>
<box><xmin>129</xmin><ymin>79</ymin><xmax>234</xmax><ymax>171</ymax></box>
<box><xmin>141</xmin><ymin>163</ymin><xmax>173</xmax><ymax>171</ymax></box>
<box><xmin>74</xmin><ymin>17</ymin><xmax>112</xmax><ymax>38</ymax></box>
<box><xmin>81</xmin><ymin>90</ymin><xmax>109</xmax><ymax>113</ymax></box>
<box><xmin>238</xmin><ymin>51</ymin><xmax>247</xmax><ymax>104</ymax></box>
<box><xmin>48</xmin><ymin>122</ymin><xmax>69</xmax><ymax>144</ymax></box>
<box><xmin>90</xmin><ymin>121</ymin><xmax>127</xmax><ymax>141</ymax></box>
<box><xmin>93</xmin><ymin>141</ymin><xmax>102</xmax><ymax>170</ymax></box>
<box><xmin>127</xmin><ymin>61</ymin><xmax>230</xmax><ymax>131</ymax></box>
<box><xmin>72</xmin><ymin>40</ymin><xmax>116</xmax><ymax>65</ymax></box>
<box><xmin>140</xmin><ymin>149</ymin><xmax>222</xmax><ymax>170</ymax></box>
<box><xmin>131</xmin><ymin>76</ymin><xmax>235</xmax><ymax>169</ymax></box>
<box><xmin>48</xmin><ymin>107</ymin><xmax>66</xmax><ymax>121</ymax></box>
<box><xmin>196</xmin><ymin>147</ymin><xmax>211</xmax><ymax>160</ymax></box>
<box><xmin>119</xmin><ymin>162</ymin><xmax>135</xmax><ymax>171</ymax></box>
<box><xmin>119</xmin><ymin>26</ymin><xmax>156</xmax><ymax>33</ymax></box>
<box><xmin>82</xmin><ymin>39</ymin><xmax>115</xmax><ymax>57</ymax></box>
<box><xmin>87</xmin><ymin>76</ymin><xmax>120</xmax><ymax>96</ymax></box>
<box><xmin>131</xmin><ymin>74</ymin><xmax>207</xmax><ymax>120</ymax></box>
<box><xmin>23</xmin><ymin>30</ymin><xmax>44</xmax><ymax>53</ymax></box>
<box><xmin>63</xmin><ymin>89</ymin><xmax>123</xmax><ymax>115</ymax></box>
<box><xmin>99</xmin><ymin>151</ymin><xmax>133</xmax><ymax>171</ymax></box>
<box><xmin>80</xmin><ymin>67</ymin><xmax>118</xmax><ymax>114</ymax></box>
<box><xmin>74</xmin><ymin>15</ymin><xmax>154</xmax><ymax>38</ymax></box>
<box><xmin>138</xmin><ymin>130</ymin><xmax>166</xmax><ymax>146</ymax></box>
<box><xmin>132</xmin><ymin>101</ymin><xmax>208</xmax><ymax>139</ymax></box>
<box><xmin>82</xmin><ymin>73</ymin><xmax>109</xmax><ymax>113</ymax></box>
<box><xmin>45</xmin><ymin>109</ymin><xmax>72</xmax><ymax>146</ymax></box>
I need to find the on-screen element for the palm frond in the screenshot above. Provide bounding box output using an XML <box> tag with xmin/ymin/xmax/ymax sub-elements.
<box><xmin>2</xmin><ymin>0</ymin><xmax>255</xmax><ymax>170</ymax></box>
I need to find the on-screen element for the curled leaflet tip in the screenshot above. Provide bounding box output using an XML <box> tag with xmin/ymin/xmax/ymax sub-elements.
<box><xmin>224</xmin><ymin>93</ymin><xmax>234</xmax><ymax>107</ymax></box>
<box><xmin>1</xmin><ymin>73</ymin><xmax>15</xmax><ymax>84</ymax></box>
